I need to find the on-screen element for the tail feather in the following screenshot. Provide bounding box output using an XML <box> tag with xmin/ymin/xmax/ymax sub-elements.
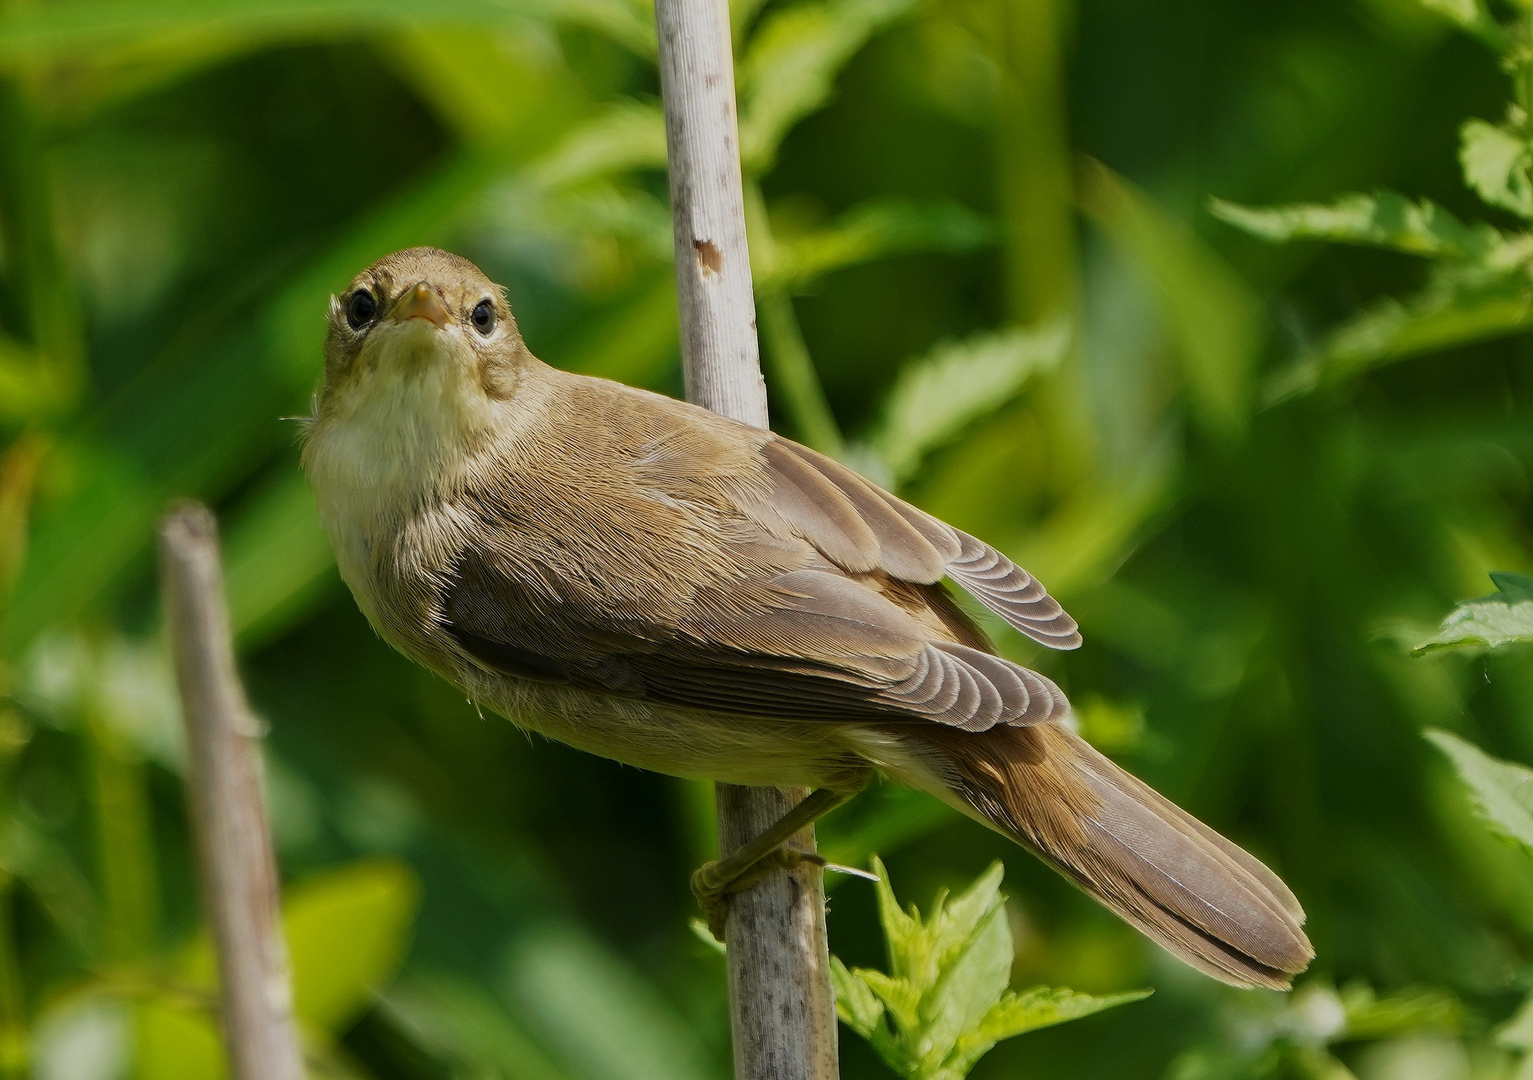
<box><xmin>908</xmin><ymin>722</ymin><xmax>1313</xmax><ymax>990</ymax></box>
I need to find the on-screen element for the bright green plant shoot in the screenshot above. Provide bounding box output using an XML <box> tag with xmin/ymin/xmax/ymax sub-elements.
<box><xmin>829</xmin><ymin>857</ymin><xmax>1149</xmax><ymax>1080</ymax></box>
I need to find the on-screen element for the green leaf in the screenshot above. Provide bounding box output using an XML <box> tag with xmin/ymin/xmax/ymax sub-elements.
<box><xmin>381</xmin><ymin>973</ymin><xmax>577</xmax><ymax>1080</ymax></box>
<box><xmin>832</xmin><ymin>858</ymin><xmax>1147</xmax><ymax>1080</ymax></box>
<box><xmin>221</xmin><ymin>470</ymin><xmax>337</xmax><ymax>651</ymax></box>
<box><xmin>760</xmin><ymin>198</ymin><xmax>994</xmax><ymax>293</ymax></box>
<box><xmin>1461</xmin><ymin>119</ymin><xmax>1533</xmax><ymax>220</ymax></box>
<box><xmin>1425</xmin><ymin>729</ymin><xmax>1533</xmax><ymax>855</ymax></box>
<box><xmin>1210</xmin><ymin>191</ymin><xmax>1506</xmax><ymax>259</ymax></box>
<box><xmin>737</xmin><ymin>0</ymin><xmax>920</xmax><ymax>172</ymax></box>
<box><xmin>1415</xmin><ymin>571</ymin><xmax>1533</xmax><ymax>652</ymax></box>
<box><xmin>526</xmin><ymin>102</ymin><xmax>668</xmax><ymax>190</ymax></box>
<box><xmin>0</xmin><ymin>0</ymin><xmax>655</xmax><ymax>64</ymax></box>
<box><xmin>1262</xmin><ymin>256</ymin><xmax>1533</xmax><ymax>402</ymax></box>
<box><xmin>947</xmin><ymin>987</ymin><xmax>1151</xmax><ymax>1077</ymax></box>
<box><xmin>505</xmin><ymin>922</ymin><xmax>719</xmax><ymax>1080</ymax></box>
<box><xmin>1086</xmin><ymin>164</ymin><xmax>1263</xmax><ymax>439</ymax></box>
<box><xmin>284</xmin><ymin>859</ymin><xmax>421</xmax><ymax>1032</ymax></box>
<box><xmin>135</xmin><ymin>997</ymin><xmax>226</xmax><ymax>1080</ymax></box>
<box><xmin>830</xmin><ymin>954</ymin><xmax>886</xmax><ymax>1036</ymax></box>
<box><xmin>1340</xmin><ymin>983</ymin><xmax>1461</xmax><ymax>1040</ymax></box>
<box><xmin>865</xmin><ymin>321</ymin><xmax>1069</xmax><ymax>483</ymax></box>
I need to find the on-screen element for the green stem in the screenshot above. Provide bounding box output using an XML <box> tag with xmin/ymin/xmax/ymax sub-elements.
<box><xmin>83</xmin><ymin>691</ymin><xmax>158</xmax><ymax>964</ymax></box>
<box><xmin>758</xmin><ymin>290</ymin><xmax>845</xmax><ymax>457</ymax></box>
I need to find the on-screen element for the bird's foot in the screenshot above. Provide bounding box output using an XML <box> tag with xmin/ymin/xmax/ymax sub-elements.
<box><xmin>692</xmin><ymin>847</ymin><xmax>828</xmax><ymax>941</ymax></box>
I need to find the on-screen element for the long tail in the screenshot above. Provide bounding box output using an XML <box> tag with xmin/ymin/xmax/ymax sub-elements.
<box><xmin>904</xmin><ymin>722</ymin><xmax>1313</xmax><ymax>989</ymax></box>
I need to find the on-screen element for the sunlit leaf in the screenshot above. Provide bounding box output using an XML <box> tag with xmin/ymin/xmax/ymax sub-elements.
<box><xmin>222</xmin><ymin>470</ymin><xmax>336</xmax><ymax>651</ymax></box>
<box><xmin>1087</xmin><ymin>164</ymin><xmax>1262</xmax><ymax>439</ymax></box>
<box><xmin>760</xmin><ymin>198</ymin><xmax>994</xmax><ymax>293</ymax></box>
<box><xmin>949</xmin><ymin>987</ymin><xmax>1151</xmax><ymax>1077</ymax></box>
<box><xmin>1461</xmin><ymin>119</ymin><xmax>1533</xmax><ymax>220</ymax></box>
<box><xmin>135</xmin><ymin>997</ymin><xmax>225</xmax><ymax>1080</ymax></box>
<box><xmin>284</xmin><ymin>859</ymin><xmax>421</xmax><ymax>1032</ymax></box>
<box><xmin>737</xmin><ymin>0</ymin><xmax>920</xmax><ymax>172</ymax></box>
<box><xmin>505</xmin><ymin>922</ymin><xmax>720</xmax><ymax>1080</ymax></box>
<box><xmin>525</xmin><ymin>102</ymin><xmax>668</xmax><ymax>190</ymax></box>
<box><xmin>1341</xmin><ymin>983</ymin><xmax>1461</xmax><ymax>1039</ymax></box>
<box><xmin>834</xmin><ymin>858</ymin><xmax>1147</xmax><ymax>1080</ymax></box>
<box><xmin>1426</xmin><ymin>729</ymin><xmax>1533</xmax><ymax>856</ymax></box>
<box><xmin>0</xmin><ymin>0</ymin><xmax>655</xmax><ymax>64</ymax></box>
<box><xmin>381</xmin><ymin>973</ymin><xmax>576</xmax><ymax>1080</ymax></box>
<box><xmin>1210</xmin><ymin>191</ymin><xmax>1505</xmax><ymax>260</ymax></box>
<box><xmin>866</xmin><ymin>321</ymin><xmax>1069</xmax><ymax>482</ymax></box>
<box><xmin>1415</xmin><ymin>571</ymin><xmax>1533</xmax><ymax>652</ymax></box>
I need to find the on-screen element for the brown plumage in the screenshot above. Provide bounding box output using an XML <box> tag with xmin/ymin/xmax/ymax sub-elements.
<box><xmin>301</xmin><ymin>247</ymin><xmax>1313</xmax><ymax>989</ymax></box>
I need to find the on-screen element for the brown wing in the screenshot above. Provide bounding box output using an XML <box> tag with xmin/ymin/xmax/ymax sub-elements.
<box><xmin>740</xmin><ymin>437</ymin><xmax>1082</xmax><ymax>649</ymax></box>
<box><xmin>436</xmin><ymin>374</ymin><xmax>1071</xmax><ymax>730</ymax></box>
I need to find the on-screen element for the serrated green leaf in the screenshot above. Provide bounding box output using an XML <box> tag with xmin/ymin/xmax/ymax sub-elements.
<box><xmin>831</xmin><ymin>955</ymin><xmax>886</xmax><ymax>1036</ymax></box>
<box><xmin>979</xmin><ymin>986</ymin><xmax>1152</xmax><ymax>1042</ymax></box>
<box><xmin>1426</xmin><ymin>729</ymin><xmax>1533</xmax><ymax>855</ymax></box>
<box><xmin>834</xmin><ymin>858</ymin><xmax>1148</xmax><ymax>1079</ymax></box>
<box><xmin>1415</xmin><ymin>571</ymin><xmax>1533</xmax><ymax>652</ymax></box>
<box><xmin>866</xmin><ymin>322</ymin><xmax>1069</xmax><ymax>482</ymax></box>
<box><xmin>1461</xmin><ymin>119</ymin><xmax>1533</xmax><ymax>219</ymax></box>
<box><xmin>1210</xmin><ymin>191</ymin><xmax>1504</xmax><ymax>260</ymax></box>
<box><xmin>940</xmin><ymin>987</ymin><xmax>1152</xmax><ymax>1077</ymax></box>
<box><xmin>918</xmin><ymin>897</ymin><xmax>1010</xmax><ymax>1075</ymax></box>
<box><xmin>737</xmin><ymin>0</ymin><xmax>920</xmax><ymax>172</ymax></box>
<box><xmin>927</xmin><ymin>861</ymin><xmax>1005</xmax><ymax>972</ymax></box>
<box><xmin>857</xmin><ymin>966</ymin><xmax>922</xmax><ymax>1035</ymax></box>
<box><xmin>1263</xmin><ymin>256</ymin><xmax>1533</xmax><ymax>402</ymax></box>
<box><xmin>760</xmin><ymin>198</ymin><xmax>993</xmax><ymax>293</ymax></box>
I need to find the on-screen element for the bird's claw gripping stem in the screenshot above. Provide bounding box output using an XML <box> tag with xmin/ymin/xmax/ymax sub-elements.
<box><xmin>689</xmin><ymin>781</ymin><xmax>867</xmax><ymax>942</ymax></box>
<box><xmin>693</xmin><ymin>848</ymin><xmax>829</xmax><ymax>940</ymax></box>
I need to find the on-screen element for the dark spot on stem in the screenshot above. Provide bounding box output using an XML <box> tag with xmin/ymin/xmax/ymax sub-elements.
<box><xmin>694</xmin><ymin>238</ymin><xmax>723</xmax><ymax>275</ymax></box>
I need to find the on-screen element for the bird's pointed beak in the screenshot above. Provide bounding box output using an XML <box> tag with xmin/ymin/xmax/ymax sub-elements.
<box><xmin>392</xmin><ymin>281</ymin><xmax>450</xmax><ymax>329</ymax></box>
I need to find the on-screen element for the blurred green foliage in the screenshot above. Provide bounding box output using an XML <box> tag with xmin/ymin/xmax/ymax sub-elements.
<box><xmin>2</xmin><ymin>0</ymin><xmax>1533</xmax><ymax>1077</ymax></box>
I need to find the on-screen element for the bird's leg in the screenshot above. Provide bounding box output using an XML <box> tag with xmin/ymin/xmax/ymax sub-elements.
<box><xmin>693</xmin><ymin>777</ymin><xmax>866</xmax><ymax>940</ymax></box>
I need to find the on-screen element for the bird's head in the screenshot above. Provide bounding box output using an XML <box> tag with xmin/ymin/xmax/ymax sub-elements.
<box><xmin>314</xmin><ymin>247</ymin><xmax>525</xmax><ymax>426</ymax></box>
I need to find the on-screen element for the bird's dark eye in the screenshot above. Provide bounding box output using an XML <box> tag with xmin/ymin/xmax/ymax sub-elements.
<box><xmin>471</xmin><ymin>298</ymin><xmax>496</xmax><ymax>335</ymax></box>
<box><xmin>346</xmin><ymin>290</ymin><xmax>378</xmax><ymax>330</ymax></box>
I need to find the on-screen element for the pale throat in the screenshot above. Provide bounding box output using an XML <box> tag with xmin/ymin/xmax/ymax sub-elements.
<box><xmin>306</xmin><ymin>321</ymin><xmax>499</xmax><ymax>540</ymax></box>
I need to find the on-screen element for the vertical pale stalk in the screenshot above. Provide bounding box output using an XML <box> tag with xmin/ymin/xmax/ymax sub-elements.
<box><xmin>654</xmin><ymin>0</ymin><xmax>840</xmax><ymax>1074</ymax></box>
<box><xmin>160</xmin><ymin>504</ymin><xmax>304</xmax><ymax>1080</ymax></box>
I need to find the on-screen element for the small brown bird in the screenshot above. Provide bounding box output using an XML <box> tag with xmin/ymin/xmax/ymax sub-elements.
<box><xmin>301</xmin><ymin>247</ymin><xmax>1312</xmax><ymax>989</ymax></box>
